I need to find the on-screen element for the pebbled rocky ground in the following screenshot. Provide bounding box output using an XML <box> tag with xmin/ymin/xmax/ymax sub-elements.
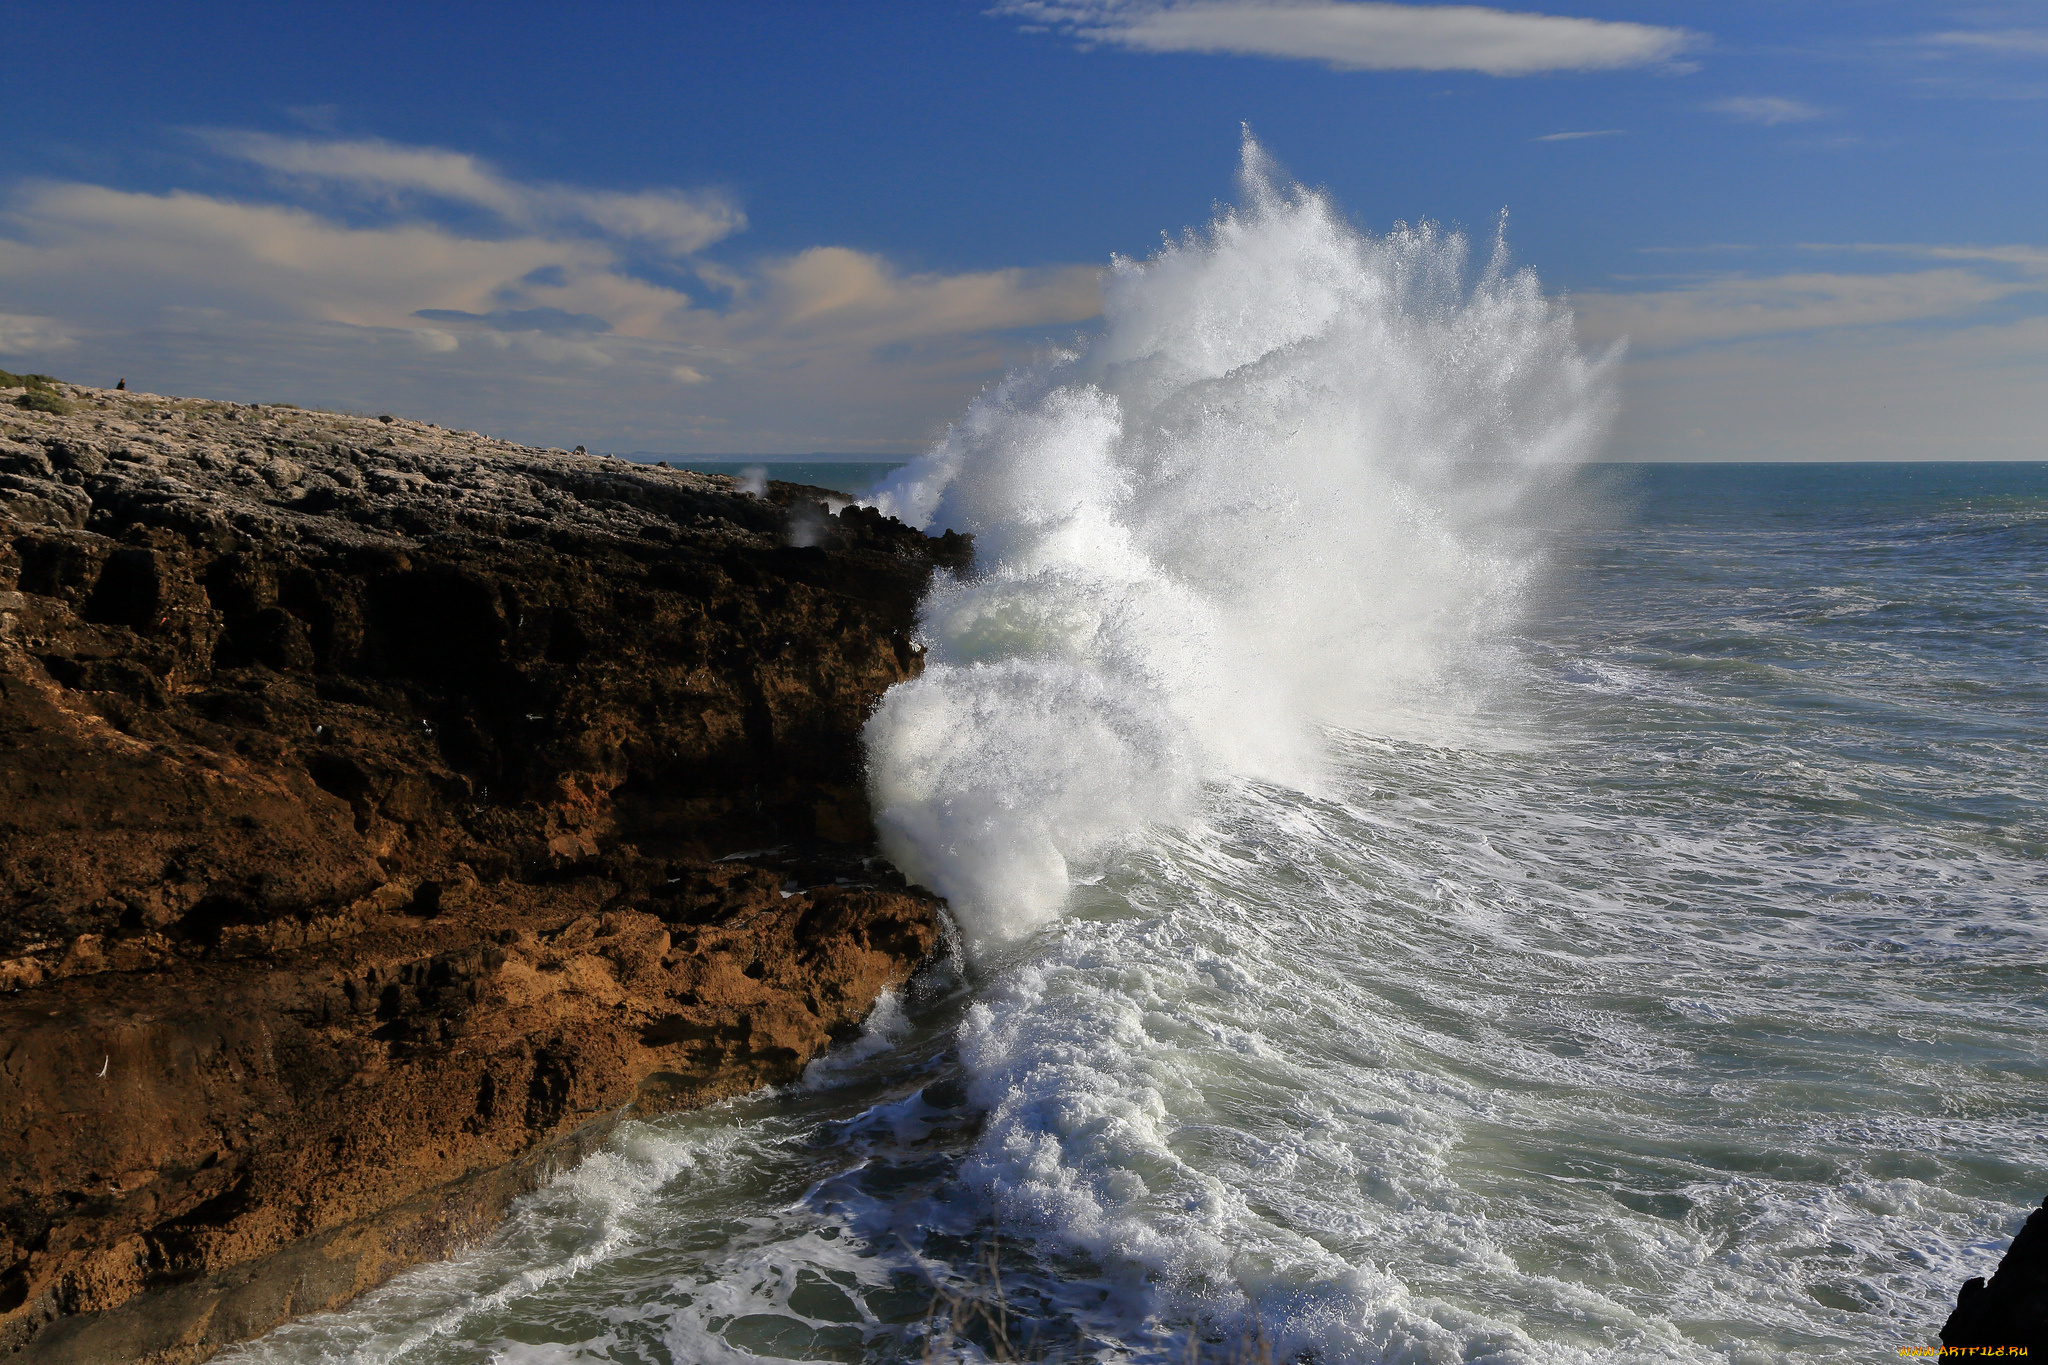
<box><xmin>0</xmin><ymin>380</ymin><xmax>963</xmax><ymax>1362</ymax></box>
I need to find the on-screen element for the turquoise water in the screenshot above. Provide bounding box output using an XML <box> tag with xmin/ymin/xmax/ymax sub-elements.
<box><xmin>228</xmin><ymin>462</ymin><xmax>2048</xmax><ymax>1365</ymax></box>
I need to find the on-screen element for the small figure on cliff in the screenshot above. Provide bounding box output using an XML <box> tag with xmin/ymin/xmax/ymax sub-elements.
<box><xmin>115</xmin><ymin>378</ymin><xmax>126</xmax><ymax>390</ymax></box>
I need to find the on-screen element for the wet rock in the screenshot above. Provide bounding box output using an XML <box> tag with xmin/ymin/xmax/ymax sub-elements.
<box><xmin>0</xmin><ymin>384</ymin><xmax>956</xmax><ymax>1361</ymax></box>
<box><xmin>1943</xmin><ymin>1195</ymin><xmax>2048</xmax><ymax>1352</ymax></box>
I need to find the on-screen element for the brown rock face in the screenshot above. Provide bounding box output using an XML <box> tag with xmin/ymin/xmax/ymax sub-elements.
<box><xmin>0</xmin><ymin>385</ymin><xmax>962</xmax><ymax>1361</ymax></box>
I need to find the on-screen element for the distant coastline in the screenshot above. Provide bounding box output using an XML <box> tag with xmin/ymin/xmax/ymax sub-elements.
<box><xmin>611</xmin><ymin>451</ymin><xmax>915</xmax><ymax>462</ymax></box>
<box><xmin>618</xmin><ymin>456</ymin><xmax>910</xmax><ymax>499</ymax></box>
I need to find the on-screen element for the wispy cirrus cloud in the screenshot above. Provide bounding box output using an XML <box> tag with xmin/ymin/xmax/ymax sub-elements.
<box><xmin>199</xmin><ymin>131</ymin><xmax>746</xmax><ymax>256</ymax></box>
<box><xmin>0</xmin><ymin>313</ymin><xmax>74</xmax><ymax>356</ymax></box>
<box><xmin>1574</xmin><ymin>269</ymin><xmax>2029</xmax><ymax>352</ymax></box>
<box><xmin>1703</xmin><ymin>95</ymin><xmax>1828</xmax><ymax>125</ymax></box>
<box><xmin>1533</xmin><ymin>129</ymin><xmax>1623</xmax><ymax>141</ymax></box>
<box><xmin>0</xmin><ymin>184</ymin><xmax>605</xmax><ymax>329</ymax></box>
<box><xmin>0</xmin><ymin>181</ymin><xmax>1099</xmax><ymax>350</ymax></box>
<box><xmin>995</xmin><ymin>0</ymin><xmax>1696</xmax><ymax>75</ymax></box>
<box><xmin>1920</xmin><ymin>28</ymin><xmax>2048</xmax><ymax>57</ymax></box>
<box><xmin>1578</xmin><ymin>246</ymin><xmax>2048</xmax><ymax>460</ymax></box>
<box><xmin>1800</xmin><ymin>242</ymin><xmax>2048</xmax><ymax>274</ymax></box>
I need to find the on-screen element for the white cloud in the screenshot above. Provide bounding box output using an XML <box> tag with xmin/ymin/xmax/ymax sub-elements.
<box><xmin>0</xmin><ymin>313</ymin><xmax>75</xmax><ymax>355</ymax></box>
<box><xmin>206</xmin><ymin>132</ymin><xmax>524</xmax><ymax>212</ymax></box>
<box><xmin>564</xmin><ymin>189</ymin><xmax>744</xmax><ymax>256</ymax></box>
<box><xmin>477</xmin><ymin>330</ymin><xmax>613</xmax><ymax>368</ymax></box>
<box><xmin>1922</xmin><ymin>29</ymin><xmax>2048</xmax><ymax>57</ymax></box>
<box><xmin>1809</xmin><ymin>242</ymin><xmax>2048</xmax><ymax>274</ymax></box>
<box><xmin>0</xmin><ymin>136</ymin><xmax>1105</xmax><ymax>451</ymax></box>
<box><xmin>1533</xmin><ymin>129</ymin><xmax>1624</xmax><ymax>141</ymax></box>
<box><xmin>1578</xmin><ymin>253</ymin><xmax>2048</xmax><ymax>460</ymax></box>
<box><xmin>0</xmin><ymin>184</ymin><xmax>614</xmax><ymax>328</ymax></box>
<box><xmin>10</xmin><ymin>133</ymin><xmax>2039</xmax><ymax>462</ymax></box>
<box><xmin>1922</xmin><ymin>244</ymin><xmax>2048</xmax><ymax>270</ymax></box>
<box><xmin>1574</xmin><ymin>269</ymin><xmax>2030</xmax><ymax>351</ymax></box>
<box><xmin>996</xmin><ymin>0</ymin><xmax>1694</xmax><ymax>75</ymax></box>
<box><xmin>0</xmin><ymin>178</ymin><xmax>1099</xmax><ymax>354</ymax></box>
<box><xmin>202</xmin><ymin>131</ymin><xmax>745</xmax><ymax>256</ymax></box>
<box><xmin>1703</xmin><ymin>95</ymin><xmax>1828</xmax><ymax>124</ymax></box>
<box><xmin>754</xmin><ymin>247</ymin><xmax>1101</xmax><ymax>340</ymax></box>
<box><xmin>1609</xmin><ymin>316</ymin><xmax>2048</xmax><ymax>461</ymax></box>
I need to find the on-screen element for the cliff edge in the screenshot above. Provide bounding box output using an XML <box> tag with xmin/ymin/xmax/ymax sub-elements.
<box><xmin>0</xmin><ymin>381</ymin><xmax>961</xmax><ymax>1362</ymax></box>
<box><xmin>1944</xmin><ymin>1195</ymin><xmax>2048</xmax><ymax>1353</ymax></box>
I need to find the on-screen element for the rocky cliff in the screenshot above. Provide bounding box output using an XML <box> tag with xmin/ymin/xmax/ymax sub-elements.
<box><xmin>1944</xmin><ymin>1195</ymin><xmax>2047</xmax><ymax>1353</ymax></box>
<box><xmin>0</xmin><ymin>381</ymin><xmax>962</xmax><ymax>1362</ymax></box>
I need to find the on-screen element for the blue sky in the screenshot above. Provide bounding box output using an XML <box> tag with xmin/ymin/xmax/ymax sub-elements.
<box><xmin>3</xmin><ymin>1</ymin><xmax>2044</xmax><ymax>458</ymax></box>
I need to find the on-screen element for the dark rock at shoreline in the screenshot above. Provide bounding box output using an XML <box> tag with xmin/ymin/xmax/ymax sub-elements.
<box><xmin>1944</xmin><ymin>1195</ymin><xmax>2048</xmax><ymax>1352</ymax></box>
<box><xmin>0</xmin><ymin>384</ymin><xmax>961</xmax><ymax>1361</ymax></box>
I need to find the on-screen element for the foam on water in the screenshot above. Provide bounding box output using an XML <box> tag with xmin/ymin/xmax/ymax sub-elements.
<box><xmin>224</xmin><ymin>664</ymin><xmax>2046</xmax><ymax>1361</ymax></box>
<box><xmin>220</xmin><ymin>153</ymin><xmax>2047</xmax><ymax>1365</ymax></box>
<box><xmin>863</xmin><ymin>135</ymin><xmax>1613</xmax><ymax>948</ymax></box>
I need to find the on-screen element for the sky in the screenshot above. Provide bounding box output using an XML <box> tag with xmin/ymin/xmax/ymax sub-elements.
<box><xmin>2</xmin><ymin>1</ymin><xmax>2044</xmax><ymax>460</ymax></box>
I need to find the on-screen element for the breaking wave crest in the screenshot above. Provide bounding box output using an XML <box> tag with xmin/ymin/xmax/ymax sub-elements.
<box><xmin>863</xmin><ymin>136</ymin><xmax>1616</xmax><ymax>949</ymax></box>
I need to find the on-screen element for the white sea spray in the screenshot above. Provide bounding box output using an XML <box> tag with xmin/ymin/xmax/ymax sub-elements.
<box><xmin>212</xmin><ymin>151</ymin><xmax>2047</xmax><ymax>1365</ymax></box>
<box><xmin>863</xmin><ymin>135</ymin><xmax>1616</xmax><ymax>949</ymax></box>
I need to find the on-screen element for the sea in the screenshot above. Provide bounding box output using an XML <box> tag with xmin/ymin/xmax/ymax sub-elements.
<box><xmin>617</xmin><ymin>462</ymin><xmax>912</xmax><ymax>501</ymax></box>
<box><xmin>224</xmin><ymin>151</ymin><xmax>2046</xmax><ymax>1365</ymax></box>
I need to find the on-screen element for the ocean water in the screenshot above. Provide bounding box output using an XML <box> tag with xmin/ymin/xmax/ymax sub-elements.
<box><xmin>225</xmin><ymin>152</ymin><xmax>2046</xmax><ymax>1365</ymax></box>
<box><xmin>621</xmin><ymin>460</ymin><xmax>909</xmax><ymax>499</ymax></box>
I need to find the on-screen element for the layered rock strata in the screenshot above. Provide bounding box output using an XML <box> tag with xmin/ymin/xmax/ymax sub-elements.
<box><xmin>0</xmin><ymin>383</ymin><xmax>961</xmax><ymax>1362</ymax></box>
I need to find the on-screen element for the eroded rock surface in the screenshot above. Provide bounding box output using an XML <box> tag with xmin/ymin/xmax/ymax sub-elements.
<box><xmin>0</xmin><ymin>383</ymin><xmax>960</xmax><ymax>1361</ymax></box>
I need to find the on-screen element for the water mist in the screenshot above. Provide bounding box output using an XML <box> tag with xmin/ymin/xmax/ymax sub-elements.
<box><xmin>864</xmin><ymin>139</ymin><xmax>1616</xmax><ymax>950</ymax></box>
<box><xmin>213</xmin><ymin>142</ymin><xmax>2040</xmax><ymax>1365</ymax></box>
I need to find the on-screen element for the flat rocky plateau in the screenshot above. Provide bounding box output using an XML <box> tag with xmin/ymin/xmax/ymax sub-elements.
<box><xmin>0</xmin><ymin>381</ymin><xmax>966</xmax><ymax>1362</ymax></box>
